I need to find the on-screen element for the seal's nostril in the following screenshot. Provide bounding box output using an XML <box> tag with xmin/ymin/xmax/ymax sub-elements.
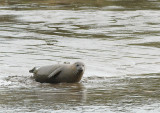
<box><xmin>78</xmin><ymin>68</ymin><xmax>83</xmax><ymax>72</ymax></box>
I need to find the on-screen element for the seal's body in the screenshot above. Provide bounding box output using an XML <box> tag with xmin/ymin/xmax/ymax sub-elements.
<box><xmin>29</xmin><ymin>62</ymin><xmax>85</xmax><ymax>83</ymax></box>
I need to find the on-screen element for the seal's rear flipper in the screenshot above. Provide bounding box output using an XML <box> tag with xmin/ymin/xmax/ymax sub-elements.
<box><xmin>29</xmin><ymin>67</ymin><xmax>36</xmax><ymax>73</ymax></box>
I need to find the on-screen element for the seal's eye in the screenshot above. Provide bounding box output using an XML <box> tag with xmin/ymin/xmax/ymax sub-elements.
<box><xmin>76</xmin><ymin>64</ymin><xmax>79</xmax><ymax>67</ymax></box>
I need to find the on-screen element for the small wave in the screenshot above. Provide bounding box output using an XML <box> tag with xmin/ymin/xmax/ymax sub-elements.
<box><xmin>1</xmin><ymin>75</ymin><xmax>39</xmax><ymax>88</ymax></box>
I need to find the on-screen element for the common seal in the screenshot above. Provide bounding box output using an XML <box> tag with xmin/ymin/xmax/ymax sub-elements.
<box><xmin>29</xmin><ymin>62</ymin><xmax>85</xmax><ymax>83</ymax></box>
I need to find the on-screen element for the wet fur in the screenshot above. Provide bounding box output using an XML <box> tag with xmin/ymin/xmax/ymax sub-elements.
<box><xmin>29</xmin><ymin>62</ymin><xmax>85</xmax><ymax>83</ymax></box>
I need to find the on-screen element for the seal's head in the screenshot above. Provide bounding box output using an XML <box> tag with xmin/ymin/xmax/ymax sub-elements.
<box><xmin>73</xmin><ymin>62</ymin><xmax>85</xmax><ymax>75</ymax></box>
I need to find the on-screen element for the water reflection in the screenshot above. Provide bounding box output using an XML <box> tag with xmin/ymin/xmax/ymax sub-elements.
<box><xmin>0</xmin><ymin>73</ymin><xmax>160</xmax><ymax>112</ymax></box>
<box><xmin>1</xmin><ymin>76</ymin><xmax>86</xmax><ymax>111</ymax></box>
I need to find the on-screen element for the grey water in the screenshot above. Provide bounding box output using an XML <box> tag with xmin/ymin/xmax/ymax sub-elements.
<box><xmin>0</xmin><ymin>0</ymin><xmax>160</xmax><ymax>112</ymax></box>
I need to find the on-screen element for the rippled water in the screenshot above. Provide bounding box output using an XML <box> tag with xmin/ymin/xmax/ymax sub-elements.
<box><xmin>0</xmin><ymin>0</ymin><xmax>160</xmax><ymax>113</ymax></box>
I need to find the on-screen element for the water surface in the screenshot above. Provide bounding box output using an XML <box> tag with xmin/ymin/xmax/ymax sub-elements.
<box><xmin>0</xmin><ymin>0</ymin><xmax>160</xmax><ymax>113</ymax></box>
